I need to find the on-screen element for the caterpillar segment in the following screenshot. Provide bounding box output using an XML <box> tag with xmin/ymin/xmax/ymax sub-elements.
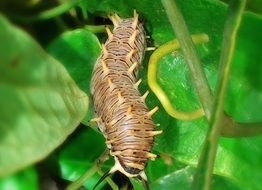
<box><xmin>135</xmin><ymin>78</ymin><xmax>142</xmax><ymax>87</ymax></box>
<box><xmin>91</xmin><ymin>10</ymin><xmax>162</xmax><ymax>188</ymax></box>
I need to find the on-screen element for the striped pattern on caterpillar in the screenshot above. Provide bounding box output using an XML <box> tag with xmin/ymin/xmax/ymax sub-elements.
<box><xmin>91</xmin><ymin>10</ymin><xmax>162</xmax><ymax>182</ymax></box>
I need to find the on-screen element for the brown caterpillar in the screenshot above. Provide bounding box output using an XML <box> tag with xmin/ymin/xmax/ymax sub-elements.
<box><xmin>91</xmin><ymin>10</ymin><xmax>162</xmax><ymax>187</ymax></box>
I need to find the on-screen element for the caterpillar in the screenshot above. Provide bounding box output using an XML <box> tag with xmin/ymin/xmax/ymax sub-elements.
<box><xmin>91</xmin><ymin>10</ymin><xmax>162</xmax><ymax>188</ymax></box>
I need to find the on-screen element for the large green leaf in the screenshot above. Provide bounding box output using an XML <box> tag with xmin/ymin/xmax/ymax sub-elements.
<box><xmin>149</xmin><ymin>165</ymin><xmax>242</xmax><ymax>190</ymax></box>
<box><xmin>0</xmin><ymin>14</ymin><xmax>88</xmax><ymax>177</ymax></box>
<box><xmin>220</xmin><ymin>0</ymin><xmax>262</xmax><ymax>14</ymax></box>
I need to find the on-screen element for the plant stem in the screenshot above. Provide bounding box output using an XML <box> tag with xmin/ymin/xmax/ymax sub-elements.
<box><xmin>193</xmin><ymin>0</ymin><xmax>246</xmax><ymax>189</ymax></box>
<box><xmin>161</xmin><ymin>0</ymin><xmax>213</xmax><ymax>119</ymax></box>
<box><xmin>221</xmin><ymin>120</ymin><xmax>262</xmax><ymax>137</ymax></box>
<box><xmin>85</xmin><ymin>25</ymin><xmax>108</xmax><ymax>33</ymax></box>
<box><xmin>97</xmin><ymin>168</ymin><xmax>119</xmax><ymax>190</ymax></box>
<box><xmin>66</xmin><ymin>149</ymin><xmax>113</xmax><ymax>190</ymax></box>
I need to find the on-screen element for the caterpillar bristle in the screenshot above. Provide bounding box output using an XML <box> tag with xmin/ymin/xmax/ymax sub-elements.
<box><xmin>107</xmin><ymin>78</ymin><xmax>114</xmax><ymax>89</ymax></box>
<box><xmin>132</xmin><ymin>10</ymin><xmax>139</xmax><ymax>29</ymax></box>
<box><xmin>149</xmin><ymin>130</ymin><xmax>163</xmax><ymax>136</ymax></box>
<box><xmin>146</xmin><ymin>152</ymin><xmax>157</xmax><ymax>160</ymax></box>
<box><xmin>127</xmin><ymin>105</ymin><xmax>132</xmax><ymax>115</ymax></box>
<box><xmin>135</xmin><ymin>79</ymin><xmax>142</xmax><ymax>87</ymax></box>
<box><xmin>147</xmin><ymin>106</ymin><xmax>159</xmax><ymax>116</ymax></box>
<box><xmin>128</xmin><ymin>29</ymin><xmax>138</xmax><ymax>45</ymax></box>
<box><xmin>105</xmin><ymin>26</ymin><xmax>113</xmax><ymax>41</ymax></box>
<box><xmin>101</xmin><ymin>60</ymin><xmax>109</xmax><ymax>74</ymax></box>
<box><xmin>142</xmin><ymin>90</ymin><xmax>149</xmax><ymax>100</ymax></box>
<box><xmin>126</xmin><ymin>49</ymin><xmax>137</xmax><ymax>62</ymax></box>
<box><xmin>101</xmin><ymin>44</ymin><xmax>108</xmax><ymax>56</ymax></box>
<box><xmin>108</xmin><ymin>13</ymin><xmax>122</xmax><ymax>27</ymax></box>
<box><xmin>139</xmin><ymin>171</ymin><xmax>148</xmax><ymax>181</ymax></box>
<box><xmin>128</xmin><ymin>61</ymin><xmax>138</xmax><ymax>73</ymax></box>
<box><xmin>117</xmin><ymin>91</ymin><xmax>125</xmax><ymax>104</ymax></box>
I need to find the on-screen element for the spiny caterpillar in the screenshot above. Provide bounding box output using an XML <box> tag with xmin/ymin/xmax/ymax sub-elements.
<box><xmin>91</xmin><ymin>10</ymin><xmax>162</xmax><ymax>187</ymax></box>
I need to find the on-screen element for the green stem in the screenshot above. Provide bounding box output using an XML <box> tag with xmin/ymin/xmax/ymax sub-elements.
<box><xmin>221</xmin><ymin>119</ymin><xmax>262</xmax><ymax>137</ymax></box>
<box><xmin>66</xmin><ymin>149</ymin><xmax>112</xmax><ymax>190</ymax></box>
<box><xmin>161</xmin><ymin>0</ymin><xmax>213</xmax><ymax>119</ymax></box>
<box><xmin>85</xmin><ymin>25</ymin><xmax>108</xmax><ymax>33</ymax></box>
<box><xmin>193</xmin><ymin>1</ymin><xmax>246</xmax><ymax>190</ymax></box>
<box><xmin>97</xmin><ymin>168</ymin><xmax>119</xmax><ymax>190</ymax></box>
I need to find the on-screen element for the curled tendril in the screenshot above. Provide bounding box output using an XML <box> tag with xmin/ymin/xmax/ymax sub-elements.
<box><xmin>148</xmin><ymin>33</ymin><xmax>209</xmax><ymax>120</ymax></box>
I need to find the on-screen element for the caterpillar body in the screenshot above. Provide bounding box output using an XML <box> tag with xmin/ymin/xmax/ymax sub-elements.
<box><xmin>91</xmin><ymin>11</ymin><xmax>162</xmax><ymax>184</ymax></box>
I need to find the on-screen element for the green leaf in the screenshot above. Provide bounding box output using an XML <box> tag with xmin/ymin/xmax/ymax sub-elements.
<box><xmin>0</xmin><ymin>14</ymin><xmax>88</xmax><ymax>177</ymax></box>
<box><xmin>130</xmin><ymin>178</ymin><xmax>144</xmax><ymax>190</ymax></box>
<box><xmin>0</xmin><ymin>167</ymin><xmax>38</xmax><ymax>190</ymax></box>
<box><xmin>220</xmin><ymin>0</ymin><xmax>262</xmax><ymax>15</ymax></box>
<box><xmin>47</xmin><ymin>29</ymin><xmax>101</xmax><ymax>124</ymax></box>
<box><xmin>150</xmin><ymin>165</ymin><xmax>242</xmax><ymax>190</ymax></box>
<box><xmin>225</xmin><ymin>11</ymin><xmax>262</xmax><ymax>121</ymax></box>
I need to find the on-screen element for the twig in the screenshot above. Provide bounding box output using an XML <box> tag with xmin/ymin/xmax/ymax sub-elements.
<box><xmin>193</xmin><ymin>1</ymin><xmax>246</xmax><ymax>189</ymax></box>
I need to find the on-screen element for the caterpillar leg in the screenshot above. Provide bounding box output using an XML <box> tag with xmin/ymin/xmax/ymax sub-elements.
<box><xmin>148</xmin><ymin>33</ymin><xmax>209</xmax><ymax>120</ymax></box>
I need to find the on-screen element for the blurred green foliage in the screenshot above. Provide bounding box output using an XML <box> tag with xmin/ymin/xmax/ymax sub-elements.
<box><xmin>0</xmin><ymin>0</ymin><xmax>261</xmax><ymax>190</ymax></box>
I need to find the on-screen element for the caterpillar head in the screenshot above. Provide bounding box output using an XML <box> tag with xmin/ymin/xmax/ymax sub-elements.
<box><xmin>93</xmin><ymin>157</ymin><xmax>149</xmax><ymax>190</ymax></box>
<box><xmin>110</xmin><ymin>156</ymin><xmax>147</xmax><ymax>178</ymax></box>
